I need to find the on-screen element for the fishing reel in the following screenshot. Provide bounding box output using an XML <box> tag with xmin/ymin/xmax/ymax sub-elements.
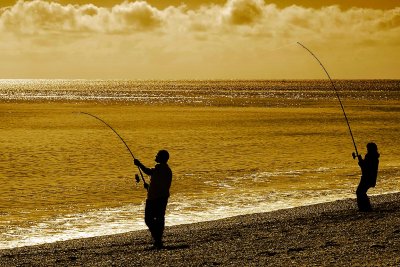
<box><xmin>135</xmin><ymin>174</ymin><xmax>140</xmax><ymax>183</ymax></box>
<box><xmin>352</xmin><ymin>152</ymin><xmax>361</xmax><ymax>160</ymax></box>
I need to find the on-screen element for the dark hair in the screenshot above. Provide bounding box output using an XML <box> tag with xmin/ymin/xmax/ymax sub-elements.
<box><xmin>158</xmin><ymin>150</ymin><xmax>169</xmax><ymax>163</ymax></box>
<box><xmin>367</xmin><ymin>142</ymin><xmax>380</xmax><ymax>158</ymax></box>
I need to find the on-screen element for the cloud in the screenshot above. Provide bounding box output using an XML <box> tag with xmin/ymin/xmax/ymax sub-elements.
<box><xmin>1</xmin><ymin>0</ymin><xmax>399</xmax><ymax>39</ymax></box>
<box><xmin>222</xmin><ymin>0</ymin><xmax>264</xmax><ymax>25</ymax></box>
<box><xmin>110</xmin><ymin>1</ymin><xmax>162</xmax><ymax>31</ymax></box>
<box><xmin>0</xmin><ymin>0</ymin><xmax>399</xmax><ymax>78</ymax></box>
<box><xmin>0</xmin><ymin>0</ymin><xmax>164</xmax><ymax>34</ymax></box>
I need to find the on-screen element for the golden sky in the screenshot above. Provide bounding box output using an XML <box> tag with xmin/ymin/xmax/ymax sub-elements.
<box><xmin>0</xmin><ymin>0</ymin><xmax>399</xmax><ymax>79</ymax></box>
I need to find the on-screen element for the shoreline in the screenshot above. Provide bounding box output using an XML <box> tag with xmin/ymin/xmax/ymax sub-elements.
<box><xmin>1</xmin><ymin>193</ymin><xmax>399</xmax><ymax>266</ymax></box>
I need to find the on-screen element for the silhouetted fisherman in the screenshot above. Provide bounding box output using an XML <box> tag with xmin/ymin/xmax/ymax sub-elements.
<box><xmin>134</xmin><ymin>150</ymin><xmax>172</xmax><ymax>249</ymax></box>
<box><xmin>356</xmin><ymin>143</ymin><xmax>380</xmax><ymax>212</ymax></box>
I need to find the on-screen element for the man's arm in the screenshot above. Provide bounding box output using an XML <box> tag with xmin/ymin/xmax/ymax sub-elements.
<box><xmin>134</xmin><ymin>159</ymin><xmax>153</xmax><ymax>175</ymax></box>
<box><xmin>357</xmin><ymin>154</ymin><xmax>364</xmax><ymax>168</ymax></box>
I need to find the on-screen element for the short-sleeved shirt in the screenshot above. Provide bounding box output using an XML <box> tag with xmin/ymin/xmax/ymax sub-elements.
<box><xmin>147</xmin><ymin>163</ymin><xmax>172</xmax><ymax>200</ymax></box>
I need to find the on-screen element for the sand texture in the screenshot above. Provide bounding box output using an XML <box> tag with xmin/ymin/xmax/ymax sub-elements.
<box><xmin>1</xmin><ymin>193</ymin><xmax>400</xmax><ymax>266</ymax></box>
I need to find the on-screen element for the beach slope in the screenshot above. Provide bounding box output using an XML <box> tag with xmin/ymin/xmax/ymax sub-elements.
<box><xmin>1</xmin><ymin>193</ymin><xmax>400</xmax><ymax>266</ymax></box>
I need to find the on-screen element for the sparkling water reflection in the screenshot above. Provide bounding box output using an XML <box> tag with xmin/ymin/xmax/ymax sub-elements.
<box><xmin>0</xmin><ymin>80</ymin><xmax>399</xmax><ymax>249</ymax></box>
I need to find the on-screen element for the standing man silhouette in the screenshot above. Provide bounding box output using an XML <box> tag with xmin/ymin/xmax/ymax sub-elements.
<box><xmin>134</xmin><ymin>150</ymin><xmax>172</xmax><ymax>249</ymax></box>
<box><xmin>356</xmin><ymin>143</ymin><xmax>380</xmax><ymax>212</ymax></box>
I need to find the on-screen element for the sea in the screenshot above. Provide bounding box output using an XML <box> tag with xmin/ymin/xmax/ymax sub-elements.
<box><xmin>0</xmin><ymin>80</ymin><xmax>399</xmax><ymax>249</ymax></box>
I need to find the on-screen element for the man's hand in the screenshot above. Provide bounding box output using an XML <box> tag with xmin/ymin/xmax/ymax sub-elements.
<box><xmin>134</xmin><ymin>159</ymin><xmax>141</xmax><ymax>166</ymax></box>
<box><xmin>144</xmin><ymin>182</ymin><xmax>149</xmax><ymax>191</ymax></box>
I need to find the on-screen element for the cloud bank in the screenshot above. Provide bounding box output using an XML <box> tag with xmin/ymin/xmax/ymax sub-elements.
<box><xmin>1</xmin><ymin>0</ymin><xmax>399</xmax><ymax>36</ymax></box>
<box><xmin>0</xmin><ymin>0</ymin><xmax>399</xmax><ymax>78</ymax></box>
<box><xmin>0</xmin><ymin>0</ymin><xmax>164</xmax><ymax>33</ymax></box>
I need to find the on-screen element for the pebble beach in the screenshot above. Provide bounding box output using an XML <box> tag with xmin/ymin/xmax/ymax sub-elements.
<box><xmin>1</xmin><ymin>193</ymin><xmax>399</xmax><ymax>266</ymax></box>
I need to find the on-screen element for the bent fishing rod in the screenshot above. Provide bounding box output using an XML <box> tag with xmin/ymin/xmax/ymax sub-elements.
<box><xmin>80</xmin><ymin>112</ymin><xmax>146</xmax><ymax>183</ymax></box>
<box><xmin>297</xmin><ymin>42</ymin><xmax>359</xmax><ymax>159</ymax></box>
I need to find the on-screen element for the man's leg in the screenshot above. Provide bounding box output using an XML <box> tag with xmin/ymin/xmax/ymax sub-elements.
<box><xmin>152</xmin><ymin>198</ymin><xmax>169</xmax><ymax>248</ymax></box>
<box><xmin>356</xmin><ymin>184</ymin><xmax>372</xmax><ymax>211</ymax></box>
<box><xmin>145</xmin><ymin>200</ymin><xmax>157</xmax><ymax>241</ymax></box>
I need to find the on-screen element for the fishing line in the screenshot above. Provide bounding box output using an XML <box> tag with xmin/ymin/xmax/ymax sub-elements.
<box><xmin>297</xmin><ymin>42</ymin><xmax>359</xmax><ymax>158</ymax></box>
<box><xmin>80</xmin><ymin>112</ymin><xmax>146</xmax><ymax>183</ymax></box>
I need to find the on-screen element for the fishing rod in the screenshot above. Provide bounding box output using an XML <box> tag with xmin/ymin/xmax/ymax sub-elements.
<box><xmin>297</xmin><ymin>42</ymin><xmax>359</xmax><ymax>159</ymax></box>
<box><xmin>80</xmin><ymin>112</ymin><xmax>146</xmax><ymax>183</ymax></box>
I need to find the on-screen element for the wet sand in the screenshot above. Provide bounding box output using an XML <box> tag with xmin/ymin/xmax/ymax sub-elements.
<box><xmin>1</xmin><ymin>193</ymin><xmax>400</xmax><ymax>266</ymax></box>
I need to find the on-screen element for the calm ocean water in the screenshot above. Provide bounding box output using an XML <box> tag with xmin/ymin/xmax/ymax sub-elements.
<box><xmin>1</xmin><ymin>80</ymin><xmax>399</xmax><ymax>249</ymax></box>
